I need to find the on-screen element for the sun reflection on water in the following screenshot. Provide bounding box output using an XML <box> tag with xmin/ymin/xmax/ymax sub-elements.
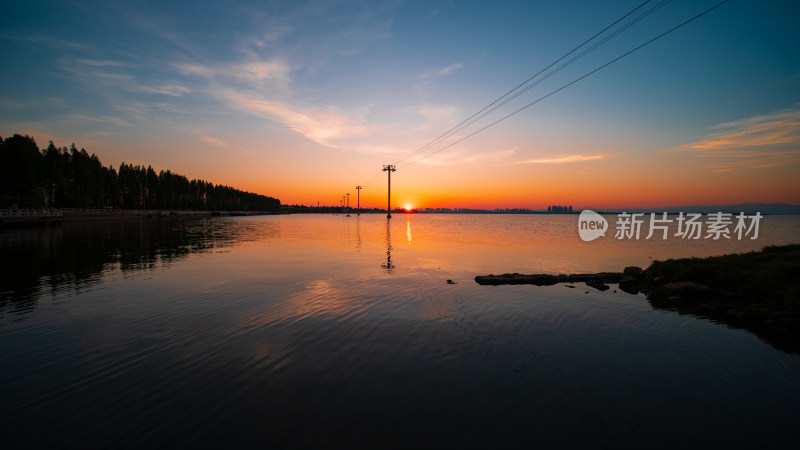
<box><xmin>406</xmin><ymin>214</ymin><xmax>412</xmax><ymax>246</ymax></box>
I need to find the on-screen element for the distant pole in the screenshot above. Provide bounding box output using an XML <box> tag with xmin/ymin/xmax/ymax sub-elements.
<box><xmin>346</xmin><ymin>193</ymin><xmax>350</xmax><ymax>212</ymax></box>
<box><xmin>355</xmin><ymin>186</ymin><xmax>362</xmax><ymax>215</ymax></box>
<box><xmin>382</xmin><ymin>165</ymin><xmax>396</xmax><ymax>219</ymax></box>
<box><xmin>342</xmin><ymin>195</ymin><xmax>345</xmax><ymax>215</ymax></box>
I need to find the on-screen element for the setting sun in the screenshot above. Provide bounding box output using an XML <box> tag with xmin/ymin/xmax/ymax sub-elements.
<box><xmin>405</xmin><ymin>204</ymin><xmax>413</xmax><ymax>211</ymax></box>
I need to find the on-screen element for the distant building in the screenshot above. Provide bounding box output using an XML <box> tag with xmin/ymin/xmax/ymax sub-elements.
<box><xmin>547</xmin><ymin>204</ymin><xmax>574</xmax><ymax>213</ymax></box>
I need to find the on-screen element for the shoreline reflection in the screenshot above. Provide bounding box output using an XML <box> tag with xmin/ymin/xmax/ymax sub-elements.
<box><xmin>0</xmin><ymin>217</ymin><xmax>271</xmax><ymax>318</ymax></box>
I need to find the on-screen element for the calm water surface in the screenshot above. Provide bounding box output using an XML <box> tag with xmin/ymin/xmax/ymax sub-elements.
<box><xmin>2</xmin><ymin>214</ymin><xmax>800</xmax><ymax>449</ymax></box>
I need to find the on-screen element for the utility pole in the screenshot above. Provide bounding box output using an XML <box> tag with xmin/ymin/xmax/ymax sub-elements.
<box><xmin>355</xmin><ymin>186</ymin><xmax>362</xmax><ymax>215</ymax></box>
<box><xmin>346</xmin><ymin>193</ymin><xmax>350</xmax><ymax>213</ymax></box>
<box><xmin>382</xmin><ymin>165</ymin><xmax>396</xmax><ymax>219</ymax></box>
<box><xmin>342</xmin><ymin>195</ymin><xmax>345</xmax><ymax>215</ymax></box>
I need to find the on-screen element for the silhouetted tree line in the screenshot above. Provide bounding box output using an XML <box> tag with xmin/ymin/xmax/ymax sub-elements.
<box><xmin>0</xmin><ymin>134</ymin><xmax>280</xmax><ymax>211</ymax></box>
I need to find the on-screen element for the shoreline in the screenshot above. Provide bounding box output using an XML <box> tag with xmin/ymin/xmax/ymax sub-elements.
<box><xmin>476</xmin><ymin>244</ymin><xmax>800</xmax><ymax>353</ymax></box>
<box><xmin>0</xmin><ymin>208</ymin><xmax>284</xmax><ymax>227</ymax></box>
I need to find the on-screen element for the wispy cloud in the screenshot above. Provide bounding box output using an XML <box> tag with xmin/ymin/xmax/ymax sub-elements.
<box><xmin>59</xmin><ymin>58</ymin><xmax>192</xmax><ymax>98</ymax></box>
<box><xmin>416</xmin><ymin>62</ymin><xmax>464</xmax><ymax>92</ymax></box>
<box><xmin>140</xmin><ymin>84</ymin><xmax>191</xmax><ymax>97</ymax></box>
<box><xmin>74</xmin><ymin>58</ymin><xmax>122</xmax><ymax>67</ymax></box>
<box><xmin>175</xmin><ymin>63</ymin><xmax>214</xmax><ymax>79</ymax></box>
<box><xmin>407</xmin><ymin>146</ymin><xmax>518</xmax><ymax>167</ymax></box>
<box><xmin>177</xmin><ymin>58</ymin><xmax>408</xmax><ymax>152</ymax></box>
<box><xmin>673</xmin><ymin>106</ymin><xmax>800</xmax><ymax>171</ymax></box>
<box><xmin>418</xmin><ymin>63</ymin><xmax>464</xmax><ymax>80</ymax></box>
<box><xmin>516</xmin><ymin>154</ymin><xmax>609</xmax><ymax>164</ymax></box>
<box><xmin>63</xmin><ymin>113</ymin><xmax>133</xmax><ymax>127</ymax></box>
<box><xmin>702</xmin><ymin>153</ymin><xmax>799</xmax><ymax>172</ymax></box>
<box><xmin>2</xmin><ymin>34</ymin><xmax>85</xmax><ymax>49</ymax></box>
<box><xmin>405</xmin><ymin>105</ymin><xmax>458</xmax><ymax>133</ymax></box>
<box><xmin>416</xmin><ymin>106</ymin><xmax>457</xmax><ymax>121</ymax></box>
<box><xmin>227</xmin><ymin>92</ymin><xmax>375</xmax><ymax>149</ymax></box>
<box><xmin>436</xmin><ymin>63</ymin><xmax>463</xmax><ymax>77</ymax></box>
<box><xmin>176</xmin><ymin>58</ymin><xmax>291</xmax><ymax>97</ymax></box>
<box><xmin>243</xmin><ymin>26</ymin><xmax>292</xmax><ymax>49</ymax></box>
<box><xmin>200</xmin><ymin>135</ymin><xmax>226</xmax><ymax>147</ymax></box>
<box><xmin>180</xmin><ymin>128</ymin><xmax>228</xmax><ymax>148</ymax></box>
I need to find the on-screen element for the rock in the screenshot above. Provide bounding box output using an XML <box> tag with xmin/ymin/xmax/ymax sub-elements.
<box><xmin>618</xmin><ymin>276</ymin><xmax>641</xmax><ymax>295</ymax></box>
<box><xmin>664</xmin><ymin>281</ymin><xmax>710</xmax><ymax>291</ymax></box>
<box><xmin>446</xmin><ymin>279</ymin><xmax>455</xmax><ymax>284</ymax></box>
<box><xmin>649</xmin><ymin>281</ymin><xmax>711</xmax><ymax>302</ymax></box>
<box><xmin>474</xmin><ymin>272</ymin><xmax>623</xmax><ymax>286</ymax></box>
<box><xmin>623</xmin><ymin>266</ymin><xmax>643</xmax><ymax>276</ymax></box>
<box><xmin>585</xmin><ymin>279</ymin><xmax>610</xmax><ymax>291</ymax></box>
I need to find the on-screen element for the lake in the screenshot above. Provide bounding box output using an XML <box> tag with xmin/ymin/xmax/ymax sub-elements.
<box><xmin>2</xmin><ymin>213</ymin><xmax>799</xmax><ymax>449</ymax></box>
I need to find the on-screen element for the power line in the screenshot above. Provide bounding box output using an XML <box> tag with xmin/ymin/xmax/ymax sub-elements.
<box><xmin>361</xmin><ymin>169</ymin><xmax>385</xmax><ymax>188</ymax></box>
<box><xmin>400</xmin><ymin>0</ymin><xmax>730</xmax><ymax>169</ymax></box>
<box><xmin>359</xmin><ymin>1</ymin><xmax>659</xmax><ymax>192</ymax></box>
<box><xmin>392</xmin><ymin>0</ymin><xmax>658</xmax><ymax>167</ymax></box>
<box><xmin>416</xmin><ymin>0</ymin><xmax>670</xmax><ymax>157</ymax></box>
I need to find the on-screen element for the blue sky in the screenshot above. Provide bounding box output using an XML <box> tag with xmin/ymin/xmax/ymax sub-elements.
<box><xmin>1</xmin><ymin>0</ymin><xmax>799</xmax><ymax>207</ymax></box>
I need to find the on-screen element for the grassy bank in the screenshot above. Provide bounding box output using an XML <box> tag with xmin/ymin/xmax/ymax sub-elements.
<box><xmin>477</xmin><ymin>244</ymin><xmax>800</xmax><ymax>352</ymax></box>
<box><xmin>631</xmin><ymin>244</ymin><xmax>800</xmax><ymax>352</ymax></box>
<box><xmin>641</xmin><ymin>244</ymin><xmax>800</xmax><ymax>318</ymax></box>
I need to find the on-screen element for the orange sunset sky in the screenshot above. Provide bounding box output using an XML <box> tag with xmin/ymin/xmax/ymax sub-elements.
<box><xmin>2</xmin><ymin>0</ymin><xmax>799</xmax><ymax>209</ymax></box>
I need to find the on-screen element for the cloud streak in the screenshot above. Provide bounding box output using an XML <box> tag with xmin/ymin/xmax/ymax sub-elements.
<box><xmin>416</xmin><ymin>62</ymin><xmax>464</xmax><ymax>92</ymax></box>
<box><xmin>516</xmin><ymin>154</ymin><xmax>609</xmax><ymax>164</ymax></box>
<box><xmin>201</xmin><ymin>135</ymin><xmax>226</xmax><ymax>147</ymax></box>
<box><xmin>63</xmin><ymin>113</ymin><xmax>133</xmax><ymax>127</ymax></box>
<box><xmin>2</xmin><ymin>34</ymin><xmax>84</xmax><ymax>49</ymax></box>
<box><xmin>177</xmin><ymin>59</ymin><xmax>291</xmax><ymax>95</ymax></box>
<box><xmin>436</xmin><ymin>63</ymin><xmax>464</xmax><ymax>77</ymax></box>
<box><xmin>177</xmin><ymin>57</ymin><xmax>463</xmax><ymax>154</ymax></box>
<box><xmin>60</xmin><ymin>58</ymin><xmax>192</xmax><ymax>98</ymax></box>
<box><xmin>403</xmin><ymin>146</ymin><xmax>517</xmax><ymax>167</ymax></box>
<box><xmin>674</xmin><ymin>107</ymin><xmax>800</xmax><ymax>171</ymax></box>
<box><xmin>227</xmin><ymin>92</ymin><xmax>375</xmax><ymax>149</ymax></box>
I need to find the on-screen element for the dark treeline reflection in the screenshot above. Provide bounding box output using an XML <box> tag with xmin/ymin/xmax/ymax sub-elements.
<box><xmin>0</xmin><ymin>133</ymin><xmax>280</xmax><ymax>210</ymax></box>
<box><xmin>0</xmin><ymin>217</ymin><xmax>261</xmax><ymax>317</ymax></box>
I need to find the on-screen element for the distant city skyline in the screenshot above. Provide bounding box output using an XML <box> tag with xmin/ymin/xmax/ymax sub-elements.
<box><xmin>285</xmin><ymin>202</ymin><xmax>800</xmax><ymax>215</ymax></box>
<box><xmin>2</xmin><ymin>0</ymin><xmax>799</xmax><ymax>209</ymax></box>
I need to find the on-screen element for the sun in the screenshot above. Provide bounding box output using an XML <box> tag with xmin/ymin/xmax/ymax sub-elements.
<box><xmin>405</xmin><ymin>204</ymin><xmax>413</xmax><ymax>211</ymax></box>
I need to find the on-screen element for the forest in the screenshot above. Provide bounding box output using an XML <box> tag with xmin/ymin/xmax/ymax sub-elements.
<box><xmin>0</xmin><ymin>134</ymin><xmax>280</xmax><ymax>211</ymax></box>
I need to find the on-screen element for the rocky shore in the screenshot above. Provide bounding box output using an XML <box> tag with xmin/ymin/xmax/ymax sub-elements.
<box><xmin>476</xmin><ymin>244</ymin><xmax>800</xmax><ymax>353</ymax></box>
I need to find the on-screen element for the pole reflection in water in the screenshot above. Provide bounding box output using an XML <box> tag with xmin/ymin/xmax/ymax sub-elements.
<box><xmin>356</xmin><ymin>216</ymin><xmax>362</xmax><ymax>252</ymax></box>
<box><xmin>381</xmin><ymin>218</ymin><xmax>394</xmax><ymax>273</ymax></box>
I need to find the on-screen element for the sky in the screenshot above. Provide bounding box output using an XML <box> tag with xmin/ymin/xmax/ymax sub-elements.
<box><xmin>1</xmin><ymin>0</ymin><xmax>799</xmax><ymax>209</ymax></box>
